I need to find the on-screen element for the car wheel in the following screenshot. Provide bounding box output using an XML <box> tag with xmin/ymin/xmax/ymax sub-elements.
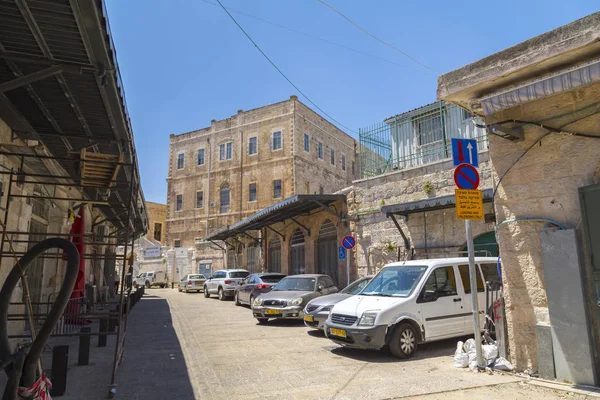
<box><xmin>257</xmin><ymin>318</ymin><xmax>268</xmax><ymax>325</ymax></box>
<box><xmin>204</xmin><ymin>286</ymin><xmax>210</xmax><ymax>298</ymax></box>
<box><xmin>218</xmin><ymin>287</ymin><xmax>226</xmax><ymax>301</ymax></box>
<box><xmin>234</xmin><ymin>292</ymin><xmax>241</xmax><ymax>306</ymax></box>
<box><xmin>389</xmin><ymin>323</ymin><xmax>418</xmax><ymax>359</ymax></box>
<box><xmin>178</xmin><ymin>287</ymin><xmax>182</xmax><ymax>292</ymax></box>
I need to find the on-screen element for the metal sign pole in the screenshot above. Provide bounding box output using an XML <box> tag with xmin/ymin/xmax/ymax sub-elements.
<box><xmin>346</xmin><ymin>249</ymin><xmax>350</xmax><ymax>286</ymax></box>
<box><xmin>465</xmin><ymin>219</ymin><xmax>484</xmax><ymax>368</ymax></box>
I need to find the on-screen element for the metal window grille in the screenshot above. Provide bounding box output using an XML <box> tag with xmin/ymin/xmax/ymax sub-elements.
<box><xmin>273</xmin><ymin>180</ymin><xmax>282</xmax><ymax>198</ymax></box>
<box><xmin>220</xmin><ymin>184</ymin><xmax>230</xmax><ymax>213</ymax></box>
<box><xmin>197</xmin><ymin>149</ymin><xmax>205</xmax><ymax>165</ymax></box>
<box><xmin>304</xmin><ymin>133</ymin><xmax>310</xmax><ymax>152</ymax></box>
<box><xmin>272</xmin><ymin>131</ymin><xmax>282</xmax><ymax>150</ymax></box>
<box><xmin>196</xmin><ymin>191</ymin><xmax>203</xmax><ymax>208</ymax></box>
<box><xmin>359</xmin><ymin>101</ymin><xmax>488</xmax><ymax>178</ymax></box>
<box><xmin>249</xmin><ymin>183</ymin><xmax>257</xmax><ymax>201</ymax></box>
<box><xmin>317</xmin><ymin>142</ymin><xmax>323</xmax><ymax>159</ymax></box>
<box><xmin>248</xmin><ymin>137</ymin><xmax>257</xmax><ymax>155</ymax></box>
<box><xmin>176</xmin><ymin>194</ymin><xmax>182</xmax><ymax>211</ymax></box>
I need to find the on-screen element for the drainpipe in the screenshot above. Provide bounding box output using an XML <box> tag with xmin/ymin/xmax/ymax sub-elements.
<box><xmin>205</xmin><ymin>138</ymin><xmax>211</xmax><ymax>237</ymax></box>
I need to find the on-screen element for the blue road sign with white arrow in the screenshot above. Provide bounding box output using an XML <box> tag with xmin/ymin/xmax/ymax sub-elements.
<box><xmin>452</xmin><ymin>138</ymin><xmax>479</xmax><ymax>167</ymax></box>
<box><xmin>338</xmin><ymin>246</ymin><xmax>346</xmax><ymax>261</ymax></box>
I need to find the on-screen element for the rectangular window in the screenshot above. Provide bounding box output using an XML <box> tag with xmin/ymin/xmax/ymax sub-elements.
<box><xmin>458</xmin><ymin>264</ymin><xmax>485</xmax><ymax>294</ymax></box>
<box><xmin>153</xmin><ymin>223</ymin><xmax>162</xmax><ymax>242</ymax></box>
<box><xmin>317</xmin><ymin>141</ymin><xmax>323</xmax><ymax>159</ymax></box>
<box><xmin>303</xmin><ymin>133</ymin><xmax>310</xmax><ymax>152</ymax></box>
<box><xmin>249</xmin><ymin>183</ymin><xmax>257</xmax><ymax>202</ymax></box>
<box><xmin>319</xmin><ymin>185</ymin><xmax>324</xmax><ymax>195</ymax></box>
<box><xmin>196</xmin><ymin>149</ymin><xmax>205</xmax><ymax>165</ymax></box>
<box><xmin>423</xmin><ymin>267</ymin><xmax>458</xmax><ymax>297</ymax></box>
<box><xmin>462</xmin><ymin>108</ymin><xmax>472</xmax><ymax>121</ymax></box>
<box><xmin>273</xmin><ymin>179</ymin><xmax>282</xmax><ymax>198</ymax></box>
<box><xmin>219</xmin><ymin>142</ymin><xmax>233</xmax><ymax>160</ymax></box>
<box><xmin>352</xmin><ymin>161</ymin><xmax>355</xmax><ymax>176</ymax></box>
<box><xmin>415</xmin><ymin>113</ymin><xmax>443</xmax><ymax>145</ymax></box>
<box><xmin>196</xmin><ymin>191</ymin><xmax>203</xmax><ymax>208</ymax></box>
<box><xmin>330</xmin><ymin>148</ymin><xmax>335</xmax><ymax>165</ymax></box>
<box><xmin>272</xmin><ymin>131</ymin><xmax>282</xmax><ymax>151</ymax></box>
<box><xmin>176</xmin><ymin>194</ymin><xmax>182</xmax><ymax>211</ymax></box>
<box><xmin>341</xmin><ymin>154</ymin><xmax>346</xmax><ymax>171</ymax></box>
<box><xmin>248</xmin><ymin>136</ymin><xmax>257</xmax><ymax>155</ymax></box>
<box><xmin>174</xmin><ymin>239</ymin><xmax>181</xmax><ymax>248</ymax></box>
<box><xmin>177</xmin><ymin>153</ymin><xmax>184</xmax><ymax>169</ymax></box>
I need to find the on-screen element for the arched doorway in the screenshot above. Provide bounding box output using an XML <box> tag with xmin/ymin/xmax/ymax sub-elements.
<box><xmin>317</xmin><ymin>219</ymin><xmax>338</xmax><ymax>285</ymax></box>
<box><xmin>460</xmin><ymin>231</ymin><xmax>499</xmax><ymax>257</ymax></box>
<box><xmin>290</xmin><ymin>229</ymin><xmax>305</xmax><ymax>275</ymax></box>
<box><xmin>268</xmin><ymin>236</ymin><xmax>282</xmax><ymax>273</ymax></box>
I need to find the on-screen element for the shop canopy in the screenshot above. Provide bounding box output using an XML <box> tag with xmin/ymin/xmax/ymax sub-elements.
<box><xmin>0</xmin><ymin>0</ymin><xmax>147</xmax><ymax>240</ymax></box>
<box><xmin>205</xmin><ymin>194</ymin><xmax>346</xmax><ymax>244</ymax></box>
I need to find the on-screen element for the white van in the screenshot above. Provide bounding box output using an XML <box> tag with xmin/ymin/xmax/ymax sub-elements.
<box><xmin>324</xmin><ymin>257</ymin><xmax>501</xmax><ymax>359</ymax></box>
<box><xmin>133</xmin><ymin>270</ymin><xmax>168</xmax><ymax>288</ymax></box>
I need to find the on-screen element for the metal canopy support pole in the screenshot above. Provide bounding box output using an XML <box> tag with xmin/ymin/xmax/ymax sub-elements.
<box><xmin>465</xmin><ymin>220</ymin><xmax>484</xmax><ymax>368</ymax></box>
<box><xmin>265</xmin><ymin>225</ymin><xmax>285</xmax><ymax>242</ymax></box>
<box><xmin>346</xmin><ymin>249</ymin><xmax>351</xmax><ymax>287</ymax></box>
<box><xmin>208</xmin><ymin>240</ymin><xmax>226</xmax><ymax>252</ymax></box>
<box><xmin>313</xmin><ymin>200</ymin><xmax>341</xmax><ymax>221</ymax></box>
<box><xmin>241</xmin><ymin>231</ymin><xmax>260</xmax><ymax>247</ymax></box>
<box><xmin>289</xmin><ymin>217</ymin><xmax>311</xmax><ymax>237</ymax></box>
<box><xmin>0</xmin><ymin>65</ymin><xmax>63</xmax><ymax>93</ymax></box>
<box><xmin>388</xmin><ymin>214</ymin><xmax>411</xmax><ymax>260</ymax></box>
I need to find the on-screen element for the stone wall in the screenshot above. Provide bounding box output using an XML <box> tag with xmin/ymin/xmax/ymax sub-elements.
<box><xmin>344</xmin><ymin>153</ymin><xmax>496</xmax><ymax>277</ymax></box>
<box><xmin>145</xmin><ymin>202</ymin><xmax>167</xmax><ymax>243</ymax></box>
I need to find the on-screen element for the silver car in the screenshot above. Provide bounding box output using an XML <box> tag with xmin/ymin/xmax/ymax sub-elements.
<box><xmin>251</xmin><ymin>274</ymin><xmax>338</xmax><ymax>324</ymax></box>
<box><xmin>178</xmin><ymin>274</ymin><xmax>207</xmax><ymax>293</ymax></box>
<box><xmin>204</xmin><ymin>269</ymin><xmax>249</xmax><ymax>301</ymax></box>
<box><xmin>303</xmin><ymin>276</ymin><xmax>373</xmax><ymax>330</ymax></box>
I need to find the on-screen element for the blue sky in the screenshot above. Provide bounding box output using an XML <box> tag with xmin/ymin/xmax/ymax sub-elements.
<box><xmin>104</xmin><ymin>0</ymin><xmax>599</xmax><ymax>203</ymax></box>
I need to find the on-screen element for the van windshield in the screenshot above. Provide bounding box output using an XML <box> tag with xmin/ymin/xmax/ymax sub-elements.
<box><xmin>137</xmin><ymin>273</ymin><xmax>146</xmax><ymax>278</ymax></box>
<box><xmin>361</xmin><ymin>266</ymin><xmax>427</xmax><ymax>297</ymax></box>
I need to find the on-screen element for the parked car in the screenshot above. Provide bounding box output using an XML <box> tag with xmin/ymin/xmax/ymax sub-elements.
<box><xmin>178</xmin><ymin>274</ymin><xmax>207</xmax><ymax>293</ymax></box>
<box><xmin>204</xmin><ymin>269</ymin><xmax>249</xmax><ymax>300</ymax></box>
<box><xmin>234</xmin><ymin>273</ymin><xmax>286</xmax><ymax>306</ymax></box>
<box><xmin>324</xmin><ymin>257</ymin><xmax>502</xmax><ymax>359</ymax></box>
<box><xmin>133</xmin><ymin>270</ymin><xmax>168</xmax><ymax>288</ymax></box>
<box><xmin>251</xmin><ymin>274</ymin><xmax>338</xmax><ymax>324</ymax></box>
<box><xmin>303</xmin><ymin>275</ymin><xmax>373</xmax><ymax>330</ymax></box>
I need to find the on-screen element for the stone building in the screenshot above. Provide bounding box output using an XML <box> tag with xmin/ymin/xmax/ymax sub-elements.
<box><xmin>145</xmin><ymin>201</ymin><xmax>167</xmax><ymax>243</ymax></box>
<box><xmin>438</xmin><ymin>11</ymin><xmax>600</xmax><ymax>384</ymax></box>
<box><xmin>166</xmin><ymin>96</ymin><xmax>358</xmax><ymax>278</ymax></box>
<box><xmin>349</xmin><ymin>100</ymin><xmax>496</xmax><ymax>276</ymax></box>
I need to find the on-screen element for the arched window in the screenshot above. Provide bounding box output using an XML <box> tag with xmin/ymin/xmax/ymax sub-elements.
<box><xmin>220</xmin><ymin>183</ymin><xmax>230</xmax><ymax>213</ymax></box>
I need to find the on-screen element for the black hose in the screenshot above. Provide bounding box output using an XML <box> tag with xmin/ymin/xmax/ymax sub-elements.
<box><xmin>0</xmin><ymin>238</ymin><xmax>79</xmax><ymax>399</ymax></box>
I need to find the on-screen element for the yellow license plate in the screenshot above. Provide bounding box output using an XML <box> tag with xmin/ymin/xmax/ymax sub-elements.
<box><xmin>329</xmin><ymin>328</ymin><xmax>347</xmax><ymax>338</ymax></box>
<box><xmin>265</xmin><ymin>309</ymin><xmax>280</xmax><ymax>315</ymax></box>
<box><xmin>303</xmin><ymin>315</ymin><xmax>314</xmax><ymax>322</ymax></box>
<box><xmin>196</xmin><ymin>282</ymin><xmax>202</xmax><ymax>285</ymax></box>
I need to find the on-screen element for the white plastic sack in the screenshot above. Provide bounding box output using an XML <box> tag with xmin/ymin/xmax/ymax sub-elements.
<box><xmin>482</xmin><ymin>344</ymin><xmax>498</xmax><ymax>360</ymax></box>
<box><xmin>454</xmin><ymin>341</ymin><xmax>468</xmax><ymax>368</ymax></box>
<box><xmin>464</xmin><ymin>338</ymin><xmax>476</xmax><ymax>354</ymax></box>
<box><xmin>493</xmin><ymin>357</ymin><xmax>514</xmax><ymax>371</ymax></box>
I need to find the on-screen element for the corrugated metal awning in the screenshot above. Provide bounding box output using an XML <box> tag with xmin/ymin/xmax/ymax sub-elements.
<box><xmin>381</xmin><ymin>188</ymin><xmax>494</xmax><ymax>217</ymax></box>
<box><xmin>205</xmin><ymin>194</ymin><xmax>346</xmax><ymax>241</ymax></box>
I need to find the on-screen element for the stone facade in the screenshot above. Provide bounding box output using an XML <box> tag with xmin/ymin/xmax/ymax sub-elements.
<box><xmin>437</xmin><ymin>11</ymin><xmax>600</xmax><ymax>375</ymax></box>
<box><xmin>166</xmin><ymin>96</ymin><xmax>358</xmax><ymax>276</ymax></box>
<box><xmin>344</xmin><ymin>153</ymin><xmax>496</xmax><ymax>277</ymax></box>
<box><xmin>145</xmin><ymin>202</ymin><xmax>166</xmax><ymax>243</ymax></box>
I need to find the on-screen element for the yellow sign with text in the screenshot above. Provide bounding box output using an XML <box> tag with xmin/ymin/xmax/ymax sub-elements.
<box><xmin>455</xmin><ymin>189</ymin><xmax>484</xmax><ymax>220</ymax></box>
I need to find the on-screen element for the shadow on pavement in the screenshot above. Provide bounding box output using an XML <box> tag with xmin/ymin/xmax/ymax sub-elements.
<box><xmin>329</xmin><ymin>336</ymin><xmax>461</xmax><ymax>363</ymax></box>
<box><xmin>257</xmin><ymin>319</ymin><xmax>305</xmax><ymax>327</ymax></box>
<box><xmin>113</xmin><ymin>296</ymin><xmax>195</xmax><ymax>399</ymax></box>
<box><xmin>307</xmin><ymin>329</ymin><xmax>326</xmax><ymax>338</ymax></box>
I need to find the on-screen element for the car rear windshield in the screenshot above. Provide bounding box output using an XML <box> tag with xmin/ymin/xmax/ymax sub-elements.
<box><xmin>361</xmin><ymin>266</ymin><xmax>427</xmax><ymax>297</ymax></box>
<box><xmin>273</xmin><ymin>277</ymin><xmax>316</xmax><ymax>292</ymax></box>
<box><xmin>229</xmin><ymin>271</ymin><xmax>249</xmax><ymax>279</ymax></box>
<box><xmin>189</xmin><ymin>274</ymin><xmax>204</xmax><ymax>280</ymax></box>
<box><xmin>261</xmin><ymin>274</ymin><xmax>285</xmax><ymax>283</ymax></box>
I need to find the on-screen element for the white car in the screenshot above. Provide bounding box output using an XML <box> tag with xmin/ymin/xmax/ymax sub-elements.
<box><xmin>133</xmin><ymin>270</ymin><xmax>168</xmax><ymax>288</ymax></box>
<box><xmin>324</xmin><ymin>257</ymin><xmax>501</xmax><ymax>359</ymax></box>
<box><xmin>178</xmin><ymin>274</ymin><xmax>207</xmax><ymax>293</ymax></box>
<box><xmin>203</xmin><ymin>269</ymin><xmax>249</xmax><ymax>301</ymax></box>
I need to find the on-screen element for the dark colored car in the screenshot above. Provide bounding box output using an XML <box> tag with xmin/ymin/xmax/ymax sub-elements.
<box><xmin>251</xmin><ymin>274</ymin><xmax>338</xmax><ymax>324</ymax></box>
<box><xmin>234</xmin><ymin>273</ymin><xmax>286</xmax><ymax>306</ymax></box>
<box><xmin>303</xmin><ymin>276</ymin><xmax>373</xmax><ymax>330</ymax></box>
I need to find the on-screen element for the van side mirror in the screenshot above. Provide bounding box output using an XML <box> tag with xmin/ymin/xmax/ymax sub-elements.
<box><xmin>318</xmin><ymin>285</ymin><xmax>324</xmax><ymax>292</ymax></box>
<box><xmin>421</xmin><ymin>289</ymin><xmax>438</xmax><ymax>303</ymax></box>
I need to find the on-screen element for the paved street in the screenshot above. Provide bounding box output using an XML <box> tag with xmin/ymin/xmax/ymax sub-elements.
<box><xmin>106</xmin><ymin>289</ymin><xmax>551</xmax><ymax>400</ymax></box>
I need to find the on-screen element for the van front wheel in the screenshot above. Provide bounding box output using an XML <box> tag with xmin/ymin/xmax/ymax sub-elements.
<box><xmin>389</xmin><ymin>323</ymin><xmax>417</xmax><ymax>359</ymax></box>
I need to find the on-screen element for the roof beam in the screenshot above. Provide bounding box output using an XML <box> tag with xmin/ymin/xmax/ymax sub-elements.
<box><xmin>241</xmin><ymin>231</ymin><xmax>261</xmax><ymax>247</ymax></box>
<box><xmin>14</xmin><ymin>0</ymin><xmax>53</xmax><ymax>59</ymax></box>
<box><xmin>265</xmin><ymin>225</ymin><xmax>286</xmax><ymax>242</ymax></box>
<box><xmin>289</xmin><ymin>217</ymin><xmax>311</xmax><ymax>237</ymax></box>
<box><xmin>388</xmin><ymin>214</ymin><xmax>412</xmax><ymax>260</ymax></box>
<box><xmin>0</xmin><ymin>66</ymin><xmax>63</xmax><ymax>93</ymax></box>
